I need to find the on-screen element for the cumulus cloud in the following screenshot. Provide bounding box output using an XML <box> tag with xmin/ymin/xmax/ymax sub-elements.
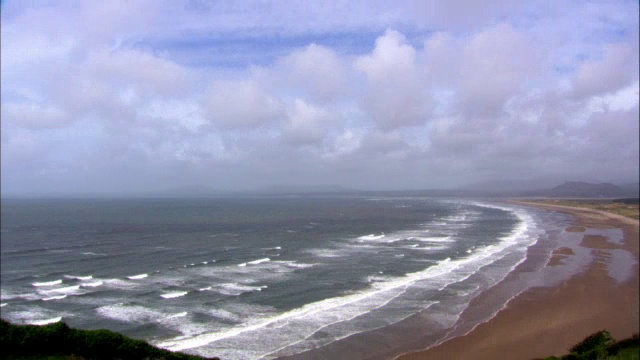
<box><xmin>457</xmin><ymin>23</ymin><xmax>539</xmax><ymax>116</ymax></box>
<box><xmin>205</xmin><ymin>80</ymin><xmax>283</xmax><ymax>129</ymax></box>
<box><xmin>570</xmin><ymin>43</ymin><xmax>640</xmax><ymax>100</ymax></box>
<box><xmin>283</xmin><ymin>99</ymin><xmax>330</xmax><ymax>145</ymax></box>
<box><xmin>355</xmin><ymin>30</ymin><xmax>431</xmax><ymax>129</ymax></box>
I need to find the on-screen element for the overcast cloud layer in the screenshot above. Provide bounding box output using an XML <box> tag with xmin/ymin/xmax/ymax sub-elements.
<box><xmin>2</xmin><ymin>1</ymin><xmax>639</xmax><ymax>195</ymax></box>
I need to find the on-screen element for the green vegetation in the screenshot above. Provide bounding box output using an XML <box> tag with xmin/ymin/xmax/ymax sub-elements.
<box><xmin>525</xmin><ymin>199</ymin><xmax>640</xmax><ymax>220</ymax></box>
<box><xmin>538</xmin><ymin>331</ymin><xmax>639</xmax><ymax>360</ymax></box>
<box><xmin>0</xmin><ymin>319</ymin><xmax>219</xmax><ymax>360</ymax></box>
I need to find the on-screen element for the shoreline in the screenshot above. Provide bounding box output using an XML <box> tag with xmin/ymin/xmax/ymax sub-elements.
<box><xmin>395</xmin><ymin>201</ymin><xmax>639</xmax><ymax>360</ymax></box>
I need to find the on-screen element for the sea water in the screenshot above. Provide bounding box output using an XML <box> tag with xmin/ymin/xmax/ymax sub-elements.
<box><xmin>0</xmin><ymin>195</ymin><xmax>565</xmax><ymax>359</ymax></box>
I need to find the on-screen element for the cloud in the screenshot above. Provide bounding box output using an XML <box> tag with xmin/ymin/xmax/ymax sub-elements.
<box><xmin>1</xmin><ymin>1</ymin><xmax>638</xmax><ymax>194</ymax></box>
<box><xmin>205</xmin><ymin>79</ymin><xmax>284</xmax><ymax>129</ymax></box>
<box><xmin>570</xmin><ymin>43</ymin><xmax>640</xmax><ymax>99</ymax></box>
<box><xmin>283</xmin><ymin>99</ymin><xmax>330</xmax><ymax>146</ymax></box>
<box><xmin>355</xmin><ymin>30</ymin><xmax>431</xmax><ymax>129</ymax></box>
<box><xmin>457</xmin><ymin>23</ymin><xmax>539</xmax><ymax>116</ymax></box>
<box><xmin>279</xmin><ymin>44</ymin><xmax>348</xmax><ymax>103</ymax></box>
<box><xmin>2</xmin><ymin>103</ymin><xmax>69</xmax><ymax>129</ymax></box>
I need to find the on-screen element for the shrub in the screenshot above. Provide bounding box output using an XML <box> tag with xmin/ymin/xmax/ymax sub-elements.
<box><xmin>569</xmin><ymin>330</ymin><xmax>615</xmax><ymax>355</ymax></box>
<box><xmin>0</xmin><ymin>319</ymin><xmax>219</xmax><ymax>360</ymax></box>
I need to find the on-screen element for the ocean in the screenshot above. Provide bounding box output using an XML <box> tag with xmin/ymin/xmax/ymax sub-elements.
<box><xmin>0</xmin><ymin>195</ymin><xmax>568</xmax><ymax>359</ymax></box>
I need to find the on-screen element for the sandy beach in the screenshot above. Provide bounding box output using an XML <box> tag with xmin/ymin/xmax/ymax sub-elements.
<box><xmin>397</xmin><ymin>201</ymin><xmax>639</xmax><ymax>360</ymax></box>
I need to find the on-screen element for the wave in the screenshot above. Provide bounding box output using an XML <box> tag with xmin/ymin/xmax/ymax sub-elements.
<box><xmin>357</xmin><ymin>233</ymin><xmax>386</xmax><ymax>241</ymax></box>
<box><xmin>29</xmin><ymin>317</ymin><xmax>62</xmax><ymax>325</ymax></box>
<box><xmin>409</xmin><ymin>236</ymin><xmax>454</xmax><ymax>243</ymax></box>
<box><xmin>161</xmin><ymin>291</ymin><xmax>188</xmax><ymax>299</ymax></box>
<box><xmin>165</xmin><ymin>312</ymin><xmax>188</xmax><ymax>319</ymax></box>
<box><xmin>158</xmin><ymin>258</ymin><xmax>461</xmax><ymax>352</ymax></box>
<box><xmin>96</xmin><ymin>303</ymin><xmax>166</xmax><ymax>324</ymax></box>
<box><xmin>157</xmin><ymin>202</ymin><xmax>541</xmax><ymax>357</ymax></box>
<box><xmin>81</xmin><ymin>281</ymin><xmax>103</xmax><ymax>288</ymax></box>
<box><xmin>213</xmin><ymin>283</ymin><xmax>267</xmax><ymax>296</ymax></box>
<box><xmin>304</xmin><ymin>248</ymin><xmax>344</xmax><ymax>258</ymax></box>
<box><xmin>276</xmin><ymin>260</ymin><xmax>315</xmax><ymax>269</ymax></box>
<box><xmin>41</xmin><ymin>285</ymin><xmax>80</xmax><ymax>294</ymax></box>
<box><xmin>102</xmin><ymin>278</ymin><xmax>137</xmax><ymax>289</ymax></box>
<box><xmin>1</xmin><ymin>291</ymin><xmax>41</xmax><ymax>301</ymax></box>
<box><xmin>65</xmin><ymin>275</ymin><xmax>93</xmax><ymax>280</ymax></box>
<box><xmin>238</xmin><ymin>258</ymin><xmax>271</xmax><ymax>267</ymax></box>
<box><xmin>42</xmin><ymin>295</ymin><xmax>67</xmax><ymax>301</ymax></box>
<box><xmin>32</xmin><ymin>279</ymin><xmax>62</xmax><ymax>287</ymax></box>
<box><xmin>0</xmin><ymin>303</ymin><xmax>6</xmax><ymax>307</ymax></box>
<box><xmin>127</xmin><ymin>273</ymin><xmax>148</xmax><ymax>280</ymax></box>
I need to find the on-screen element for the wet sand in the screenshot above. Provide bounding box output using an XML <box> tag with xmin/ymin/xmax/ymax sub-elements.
<box><xmin>396</xmin><ymin>201</ymin><xmax>639</xmax><ymax>360</ymax></box>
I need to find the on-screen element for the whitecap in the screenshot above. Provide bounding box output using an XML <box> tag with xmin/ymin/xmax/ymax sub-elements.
<box><xmin>65</xmin><ymin>275</ymin><xmax>93</xmax><ymax>280</ymax></box>
<box><xmin>277</xmin><ymin>261</ymin><xmax>315</xmax><ymax>269</ymax></box>
<box><xmin>357</xmin><ymin>233</ymin><xmax>386</xmax><ymax>241</ymax></box>
<box><xmin>409</xmin><ymin>236</ymin><xmax>454</xmax><ymax>243</ymax></box>
<box><xmin>127</xmin><ymin>273</ymin><xmax>148</xmax><ymax>280</ymax></box>
<box><xmin>29</xmin><ymin>317</ymin><xmax>62</xmax><ymax>325</ymax></box>
<box><xmin>213</xmin><ymin>283</ymin><xmax>267</xmax><ymax>296</ymax></box>
<box><xmin>32</xmin><ymin>279</ymin><xmax>62</xmax><ymax>287</ymax></box>
<box><xmin>239</xmin><ymin>258</ymin><xmax>271</xmax><ymax>267</ymax></box>
<box><xmin>248</xmin><ymin>258</ymin><xmax>271</xmax><ymax>265</ymax></box>
<box><xmin>165</xmin><ymin>312</ymin><xmax>188</xmax><ymax>319</ymax></box>
<box><xmin>42</xmin><ymin>295</ymin><xmax>67</xmax><ymax>301</ymax></box>
<box><xmin>82</xmin><ymin>281</ymin><xmax>103</xmax><ymax>287</ymax></box>
<box><xmin>42</xmin><ymin>285</ymin><xmax>80</xmax><ymax>294</ymax></box>
<box><xmin>161</xmin><ymin>291</ymin><xmax>188</xmax><ymax>299</ymax></box>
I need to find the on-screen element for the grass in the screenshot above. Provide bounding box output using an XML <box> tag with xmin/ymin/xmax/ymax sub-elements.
<box><xmin>522</xmin><ymin>199</ymin><xmax>639</xmax><ymax>220</ymax></box>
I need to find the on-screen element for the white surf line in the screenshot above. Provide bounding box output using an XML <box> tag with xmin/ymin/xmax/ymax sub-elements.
<box><xmin>158</xmin><ymin>253</ymin><xmax>487</xmax><ymax>352</ymax></box>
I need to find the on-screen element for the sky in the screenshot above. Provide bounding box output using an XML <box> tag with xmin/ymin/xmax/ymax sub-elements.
<box><xmin>1</xmin><ymin>0</ymin><xmax>639</xmax><ymax>195</ymax></box>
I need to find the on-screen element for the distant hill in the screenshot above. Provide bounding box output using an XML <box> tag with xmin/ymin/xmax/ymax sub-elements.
<box><xmin>460</xmin><ymin>179</ymin><xmax>553</xmax><ymax>193</ymax></box>
<box><xmin>258</xmin><ymin>184</ymin><xmax>356</xmax><ymax>194</ymax></box>
<box><xmin>618</xmin><ymin>182</ymin><xmax>640</xmax><ymax>197</ymax></box>
<box><xmin>523</xmin><ymin>181</ymin><xmax>637</xmax><ymax>198</ymax></box>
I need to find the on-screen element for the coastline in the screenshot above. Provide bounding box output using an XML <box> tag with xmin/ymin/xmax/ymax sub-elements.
<box><xmin>396</xmin><ymin>200</ymin><xmax>639</xmax><ymax>360</ymax></box>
